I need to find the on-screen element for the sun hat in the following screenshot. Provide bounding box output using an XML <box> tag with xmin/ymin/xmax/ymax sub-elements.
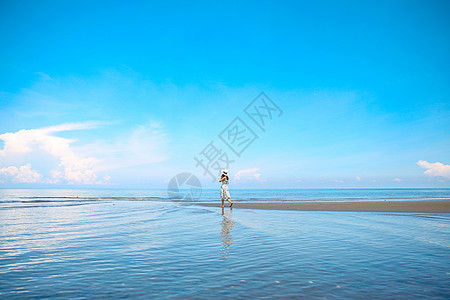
<box><xmin>222</xmin><ymin>169</ymin><xmax>228</xmax><ymax>175</ymax></box>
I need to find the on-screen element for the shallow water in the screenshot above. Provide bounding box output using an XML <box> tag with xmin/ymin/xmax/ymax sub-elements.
<box><xmin>1</xmin><ymin>189</ymin><xmax>449</xmax><ymax>298</ymax></box>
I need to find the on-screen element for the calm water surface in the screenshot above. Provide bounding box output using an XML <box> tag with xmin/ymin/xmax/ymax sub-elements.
<box><xmin>0</xmin><ymin>189</ymin><xmax>449</xmax><ymax>299</ymax></box>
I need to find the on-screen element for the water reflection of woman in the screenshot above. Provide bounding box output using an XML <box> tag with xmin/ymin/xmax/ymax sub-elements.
<box><xmin>221</xmin><ymin>208</ymin><xmax>234</xmax><ymax>259</ymax></box>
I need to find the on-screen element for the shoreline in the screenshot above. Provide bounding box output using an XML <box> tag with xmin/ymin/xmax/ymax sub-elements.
<box><xmin>198</xmin><ymin>200</ymin><xmax>450</xmax><ymax>213</ymax></box>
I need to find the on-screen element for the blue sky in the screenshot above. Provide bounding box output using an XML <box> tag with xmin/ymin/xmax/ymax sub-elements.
<box><xmin>0</xmin><ymin>0</ymin><xmax>449</xmax><ymax>188</ymax></box>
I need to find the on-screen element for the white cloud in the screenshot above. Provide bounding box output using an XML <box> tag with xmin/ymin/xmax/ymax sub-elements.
<box><xmin>356</xmin><ymin>176</ymin><xmax>361</xmax><ymax>182</ymax></box>
<box><xmin>0</xmin><ymin>122</ymin><xmax>102</xmax><ymax>184</ymax></box>
<box><xmin>0</xmin><ymin>121</ymin><xmax>168</xmax><ymax>185</ymax></box>
<box><xmin>0</xmin><ymin>121</ymin><xmax>101</xmax><ymax>156</ymax></box>
<box><xmin>393</xmin><ymin>178</ymin><xmax>402</xmax><ymax>182</ymax></box>
<box><xmin>234</xmin><ymin>168</ymin><xmax>266</xmax><ymax>183</ymax></box>
<box><xmin>417</xmin><ymin>160</ymin><xmax>450</xmax><ymax>179</ymax></box>
<box><xmin>0</xmin><ymin>164</ymin><xmax>42</xmax><ymax>183</ymax></box>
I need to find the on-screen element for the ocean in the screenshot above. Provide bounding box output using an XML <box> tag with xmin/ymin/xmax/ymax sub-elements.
<box><xmin>1</xmin><ymin>188</ymin><xmax>449</xmax><ymax>298</ymax></box>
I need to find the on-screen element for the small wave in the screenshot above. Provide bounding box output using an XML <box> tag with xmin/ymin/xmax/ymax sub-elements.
<box><xmin>1</xmin><ymin>202</ymin><xmax>98</xmax><ymax>209</ymax></box>
<box><xmin>18</xmin><ymin>196</ymin><xmax>161</xmax><ymax>200</ymax></box>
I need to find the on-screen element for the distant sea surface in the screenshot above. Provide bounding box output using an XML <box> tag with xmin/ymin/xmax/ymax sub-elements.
<box><xmin>1</xmin><ymin>189</ymin><xmax>449</xmax><ymax>298</ymax></box>
<box><xmin>2</xmin><ymin>188</ymin><xmax>450</xmax><ymax>206</ymax></box>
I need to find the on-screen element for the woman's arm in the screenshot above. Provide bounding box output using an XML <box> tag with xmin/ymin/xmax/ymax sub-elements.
<box><xmin>219</xmin><ymin>175</ymin><xmax>224</xmax><ymax>182</ymax></box>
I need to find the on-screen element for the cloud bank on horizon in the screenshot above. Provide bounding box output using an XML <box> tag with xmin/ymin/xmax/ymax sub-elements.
<box><xmin>0</xmin><ymin>121</ymin><xmax>169</xmax><ymax>185</ymax></box>
<box><xmin>234</xmin><ymin>168</ymin><xmax>266</xmax><ymax>184</ymax></box>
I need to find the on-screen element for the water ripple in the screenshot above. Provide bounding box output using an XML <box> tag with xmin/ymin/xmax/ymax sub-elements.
<box><xmin>1</xmin><ymin>190</ymin><xmax>449</xmax><ymax>298</ymax></box>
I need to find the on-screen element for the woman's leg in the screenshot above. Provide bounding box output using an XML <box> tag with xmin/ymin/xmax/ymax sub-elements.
<box><xmin>221</xmin><ymin>197</ymin><xmax>224</xmax><ymax>208</ymax></box>
<box><xmin>225</xmin><ymin>187</ymin><xmax>232</xmax><ymax>207</ymax></box>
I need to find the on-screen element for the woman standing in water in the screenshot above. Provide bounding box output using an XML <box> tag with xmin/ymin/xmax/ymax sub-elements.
<box><xmin>219</xmin><ymin>169</ymin><xmax>232</xmax><ymax>208</ymax></box>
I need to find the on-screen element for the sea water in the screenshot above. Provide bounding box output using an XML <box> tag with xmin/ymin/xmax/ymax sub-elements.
<box><xmin>0</xmin><ymin>189</ymin><xmax>449</xmax><ymax>298</ymax></box>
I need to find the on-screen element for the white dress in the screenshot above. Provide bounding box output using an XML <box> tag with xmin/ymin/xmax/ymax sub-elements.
<box><xmin>221</xmin><ymin>177</ymin><xmax>231</xmax><ymax>200</ymax></box>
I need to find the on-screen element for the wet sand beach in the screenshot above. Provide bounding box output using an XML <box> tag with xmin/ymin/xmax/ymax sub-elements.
<box><xmin>199</xmin><ymin>200</ymin><xmax>450</xmax><ymax>213</ymax></box>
